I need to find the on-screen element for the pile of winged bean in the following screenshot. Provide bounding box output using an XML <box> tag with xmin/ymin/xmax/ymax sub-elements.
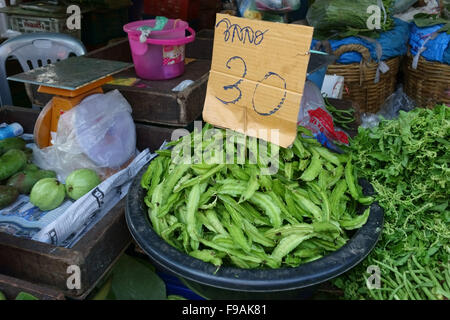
<box><xmin>140</xmin><ymin>124</ymin><xmax>373</xmax><ymax>269</ymax></box>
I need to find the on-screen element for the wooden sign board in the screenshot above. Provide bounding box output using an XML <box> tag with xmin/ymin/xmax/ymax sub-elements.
<box><xmin>203</xmin><ymin>14</ymin><xmax>314</xmax><ymax>147</ymax></box>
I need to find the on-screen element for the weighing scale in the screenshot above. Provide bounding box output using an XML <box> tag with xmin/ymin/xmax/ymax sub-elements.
<box><xmin>8</xmin><ymin>56</ymin><xmax>132</xmax><ymax>148</ymax></box>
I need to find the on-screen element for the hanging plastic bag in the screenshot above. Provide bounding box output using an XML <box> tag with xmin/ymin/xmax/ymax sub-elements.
<box><xmin>236</xmin><ymin>0</ymin><xmax>263</xmax><ymax>19</ymax></box>
<box><xmin>236</xmin><ymin>0</ymin><xmax>286</xmax><ymax>21</ymax></box>
<box><xmin>360</xmin><ymin>85</ymin><xmax>416</xmax><ymax>128</ymax></box>
<box><xmin>32</xmin><ymin>90</ymin><xmax>137</xmax><ymax>182</ymax></box>
<box><xmin>298</xmin><ymin>81</ymin><xmax>349</xmax><ymax>147</ymax></box>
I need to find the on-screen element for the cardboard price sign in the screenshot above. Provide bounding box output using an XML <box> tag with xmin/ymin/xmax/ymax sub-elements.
<box><xmin>203</xmin><ymin>14</ymin><xmax>314</xmax><ymax>147</ymax></box>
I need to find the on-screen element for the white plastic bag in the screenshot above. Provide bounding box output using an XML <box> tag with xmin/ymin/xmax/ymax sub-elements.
<box><xmin>32</xmin><ymin>90</ymin><xmax>136</xmax><ymax>182</ymax></box>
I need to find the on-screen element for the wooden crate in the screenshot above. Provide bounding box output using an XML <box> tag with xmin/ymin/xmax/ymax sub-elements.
<box><xmin>185</xmin><ymin>29</ymin><xmax>214</xmax><ymax>60</ymax></box>
<box><xmin>0</xmin><ymin>106</ymin><xmax>195</xmax><ymax>299</ymax></box>
<box><xmin>0</xmin><ymin>274</ymin><xmax>65</xmax><ymax>300</ymax></box>
<box><xmin>102</xmin><ymin>60</ymin><xmax>210</xmax><ymax>127</ymax></box>
<box><xmin>136</xmin><ymin>122</ymin><xmax>195</xmax><ymax>152</ymax></box>
<box><xmin>0</xmin><ymin>107</ymin><xmax>134</xmax><ymax>299</ymax></box>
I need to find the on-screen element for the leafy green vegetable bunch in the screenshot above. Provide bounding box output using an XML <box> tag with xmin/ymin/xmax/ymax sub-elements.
<box><xmin>307</xmin><ymin>0</ymin><xmax>395</xmax><ymax>39</ymax></box>
<box><xmin>334</xmin><ymin>104</ymin><xmax>450</xmax><ymax>300</ymax></box>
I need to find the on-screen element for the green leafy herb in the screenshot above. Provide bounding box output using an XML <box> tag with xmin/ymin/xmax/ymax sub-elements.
<box><xmin>335</xmin><ymin>105</ymin><xmax>450</xmax><ymax>300</ymax></box>
<box><xmin>307</xmin><ymin>0</ymin><xmax>395</xmax><ymax>39</ymax></box>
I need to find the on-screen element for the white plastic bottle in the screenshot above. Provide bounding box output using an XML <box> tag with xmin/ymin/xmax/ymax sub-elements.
<box><xmin>0</xmin><ymin>123</ymin><xmax>23</xmax><ymax>140</ymax></box>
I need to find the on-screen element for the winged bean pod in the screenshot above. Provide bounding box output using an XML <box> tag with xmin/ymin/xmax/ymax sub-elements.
<box><xmin>309</xmin><ymin>183</ymin><xmax>331</xmax><ymax>221</ymax></box>
<box><xmin>344</xmin><ymin>159</ymin><xmax>360</xmax><ymax>200</ymax></box>
<box><xmin>239</xmin><ymin>173</ymin><xmax>260</xmax><ymax>203</ymax></box>
<box><xmin>248</xmin><ymin>192</ymin><xmax>282</xmax><ymax>228</ymax></box>
<box><xmin>271</xmin><ymin>234</ymin><xmax>315</xmax><ymax>262</ymax></box>
<box><xmin>242</xmin><ymin>220</ymin><xmax>275</xmax><ymax>247</ymax></box>
<box><xmin>312</xmin><ymin>146</ymin><xmax>341</xmax><ymax>166</ymax></box>
<box><xmin>189</xmin><ymin>250</ymin><xmax>223</xmax><ymax>266</ymax></box>
<box><xmin>142</xmin><ymin>122</ymin><xmax>372</xmax><ymax>270</ymax></box>
<box><xmin>267</xmin><ymin>191</ymin><xmax>297</xmax><ymax>225</ymax></box>
<box><xmin>199</xmin><ymin>239</ymin><xmax>262</xmax><ymax>264</ymax></box>
<box><xmin>186</xmin><ymin>184</ymin><xmax>201</xmax><ymax>241</ymax></box>
<box><xmin>300</xmin><ymin>153</ymin><xmax>322</xmax><ymax>182</ymax></box>
<box><xmin>339</xmin><ymin>207</ymin><xmax>370</xmax><ymax>230</ymax></box>
<box><xmin>227</xmin><ymin>223</ymin><xmax>251</xmax><ymax>253</ymax></box>
<box><xmin>217</xmin><ymin>181</ymin><xmax>248</xmax><ymax>197</ymax></box>
<box><xmin>291</xmin><ymin>192</ymin><xmax>323</xmax><ymax>221</ymax></box>
<box><xmin>264</xmin><ymin>224</ymin><xmax>314</xmax><ymax>239</ymax></box>
<box><xmin>205</xmin><ymin>210</ymin><xmax>228</xmax><ymax>235</ymax></box>
<box><xmin>178</xmin><ymin>164</ymin><xmax>226</xmax><ymax>192</ymax></box>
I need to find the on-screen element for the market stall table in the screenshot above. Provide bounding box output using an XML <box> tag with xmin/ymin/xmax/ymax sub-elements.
<box><xmin>0</xmin><ymin>273</ymin><xmax>65</xmax><ymax>300</ymax></box>
<box><xmin>0</xmin><ymin>106</ymin><xmax>142</xmax><ymax>299</ymax></box>
<box><xmin>0</xmin><ymin>95</ymin><xmax>360</xmax><ymax>300</ymax></box>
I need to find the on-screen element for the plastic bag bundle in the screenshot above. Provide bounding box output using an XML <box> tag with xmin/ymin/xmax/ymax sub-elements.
<box><xmin>360</xmin><ymin>86</ymin><xmax>416</xmax><ymax>128</ymax></box>
<box><xmin>297</xmin><ymin>81</ymin><xmax>349</xmax><ymax>147</ymax></box>
<box><xmin>32</xmin><ymin>90</ymin><xmax>137</xmax><ymax>182</ymax></box>
<box><xmin>311</xmin><ymin>18</ymin><xmax>410</xmax><ymax>64</ymax></box>
<box><xmin>236</xmin><ymin>0</ymin><xmax>288</xmax><ymax>21</ymax></box>
<box><xmin>409</xmin><ymin>23</ymin><xmax>450</xmax><ymax>65</ymax></box>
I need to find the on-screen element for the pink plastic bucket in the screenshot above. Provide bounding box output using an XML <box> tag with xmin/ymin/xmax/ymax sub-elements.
<box><xmin>123</xmin><ymin>19</ymin><xmax>195</xmax><ymax>80</ymax></box>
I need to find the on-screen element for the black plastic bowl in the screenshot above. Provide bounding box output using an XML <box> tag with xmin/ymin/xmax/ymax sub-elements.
<box><xmin>126</xmin><ymin>164</ymin><xmax>384</xmax><ymax>300</ymax></box>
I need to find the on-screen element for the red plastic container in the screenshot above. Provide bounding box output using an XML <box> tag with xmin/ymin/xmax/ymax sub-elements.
<box><xmin>143</xmin><ymin>0</ymin><xmax>200</xmax><ymax>21</ymax></box>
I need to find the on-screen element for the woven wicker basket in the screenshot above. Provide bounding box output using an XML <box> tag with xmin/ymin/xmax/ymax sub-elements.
<box><xmin>403</xmin><ymin>52</ymin><xmax>450</xmax><ymax>108</ymax></box>
<box><xmin>326</xmin><ymin>44</ymin><xmax>400</xmax><ymax>114</ymax></box>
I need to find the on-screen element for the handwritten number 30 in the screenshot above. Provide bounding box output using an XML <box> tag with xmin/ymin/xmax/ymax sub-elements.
<box><xmin>216</xmin><ymin>56</ymin><xmax>247</xmax><ymax>105</ymax></box>
<box><xmin>253</xmin><ymin>72</ymin><xmax>287</xmax><ymax>116</ymax></box>
<box><xmin>216</xmin><ymin>56</ymin><xmax>287</xmax><ymax>116</ymax></box>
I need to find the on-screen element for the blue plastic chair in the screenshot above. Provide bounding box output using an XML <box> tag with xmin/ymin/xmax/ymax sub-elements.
<box><xmin>0</xmin><ymin>32</ymin><xmax>86</xmax><ymax>107</ymax></box>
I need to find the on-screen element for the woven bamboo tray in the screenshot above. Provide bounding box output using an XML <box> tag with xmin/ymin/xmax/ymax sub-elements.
<box><xmin>326</xmin><ymin>44</ymin><xmax>400</xmax><ymax>114</ymax></box>
<box><xmin>403</xmin><ymin>52</ymin><xmax>450</xmax><ymax>108</ymax></box>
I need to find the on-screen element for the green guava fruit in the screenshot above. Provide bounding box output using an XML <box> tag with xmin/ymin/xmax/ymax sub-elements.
<box><xmin>65</xmin><ymin>169</ymin><xmax>101</xmax><ymax>201</ymax></box>
<box><xmin>30</xmin><ymin>178</ymin><xmax>66</xmax><ymax>211</ymax></box>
